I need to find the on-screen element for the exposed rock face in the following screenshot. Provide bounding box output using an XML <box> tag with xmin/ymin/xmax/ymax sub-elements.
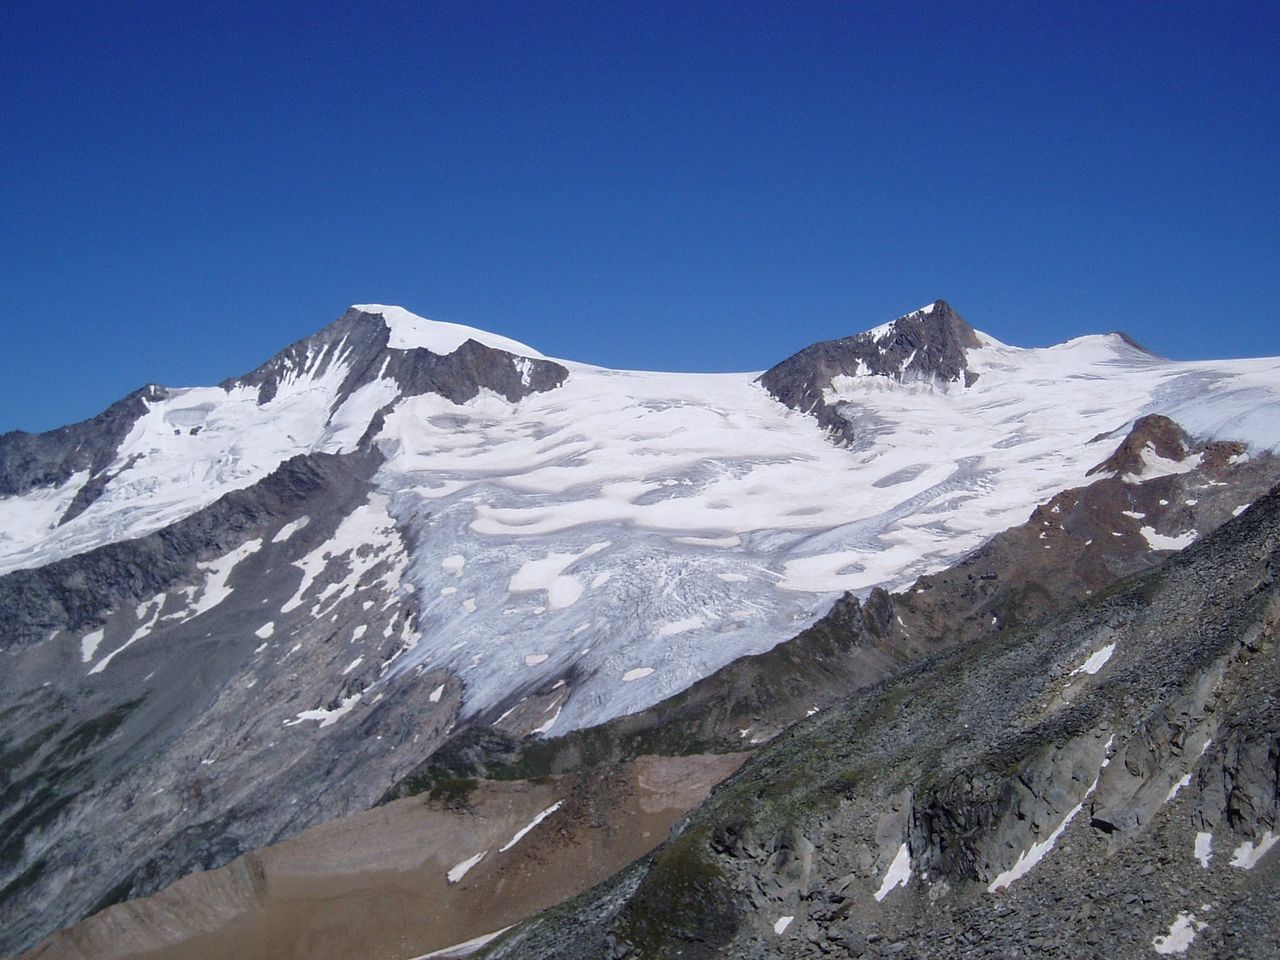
<box><xmin>228</xmin><ymin>306</ymin><xmax>568</xmax><ymax>408</ymax></box>
<box><xmin>5</xmin><ymin>301</ymin><xmax>1280</xmax><ymax>959</ymax></box>
<box><xmin>758</xmin><ymin>301</ymin><xmax>981</xmax><ymax>443</ymax></box>
<box><xmin>0</xmin><ymin>385</ymin><xmax>164</xmax><ymax>498</ymax></box>
<box><xmin>0</xmin><ymin>307</ymin><xmax>568</xmax><ymax>574</ymax></box>
<box><xmin>5</xmin><ymin>411</ymin><xmax>1277</xmax><ymax>959</ymax></box>
<box><xmin>482</xmin><ymin>484</ymin><xmax>1280</xmax><ymax>960</ymax></box>
<box><xmin>0</xmin><ymin>449</ymin><xmax>381</xmax><ymax>650</ymax></box>
<box><xmin>0</xmin><ymin>448</ymin><xmax>451</xmax><ymax>956</ymax></box>
<box><xmin>0</xmin><ymin>301</ymin><xmax>569</xmax><ymax>955</ymax></box>
<box><xmin>1087</xmin><ymin>413</ymin><xmax>1195</xmax><ymax>478</ymax></box>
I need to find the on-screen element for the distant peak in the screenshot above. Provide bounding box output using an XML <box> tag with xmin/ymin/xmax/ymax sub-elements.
<box><xmin>1108</xmin><ymin>330</ymin><xmax>1161</xmax><ymax>357</ymax></box>
<box><xmin>852</xmin><ymin>300</ymin><xmax>982</xmax><ymax>365</ymax></box>
<box><xmin>1087</xmin><ymin>414</ymin><xmax>1192</xmax><ymax>479</ymax></box>
<box><xmin>758</xmin><ymin>301</ymin><xmax>986</xmax><ymax>443</ymax></box>
<box><xmin>350</xmin><ymin>304</ymin><xmax>545</xmax><ymax>359</ymax></box>
<box><xmin>911</xmin><ymin>299</ymin><xmax>948</xmax><ymax>317</ymax></box>
<box><xmin>891</xmin><ymin>299</ymin><xmax>978</xmax><ymax>344</ymax></box>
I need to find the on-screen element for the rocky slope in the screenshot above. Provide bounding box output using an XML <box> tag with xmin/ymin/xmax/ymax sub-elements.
<box><xmin>4</xmin><ymin>301</ymin><xmax>1280</xmax><ymax>955</ymax></box>
<box><xmin>485</xmin><ymin>482</ymin><xmax>1280</xmax><ymax>960</ymax></box>
<box><xmin>758</xmin><ymin>300</ymin><xmax>985</xmax><ymax>443</ymax></box>
<box><xmin>19</xmin><ymin>754</ymin><xmax>749</xmax><ymax>960</ymax></box>
<box><xmin>18</xmin><ymin>417</ymin><xmax>1277</xmax><ymax>960</ymax></box>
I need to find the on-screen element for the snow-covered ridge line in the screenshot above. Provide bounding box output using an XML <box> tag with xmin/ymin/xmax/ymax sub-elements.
<box><xmin>352</xmin><ymin>304</ymin><xmax>545</xmax><ymax>358</ymax></box>
<box><xmin>7</xmin><ymin>301</ymin><xmax>1280</xmax><ymax>737</ymax></box>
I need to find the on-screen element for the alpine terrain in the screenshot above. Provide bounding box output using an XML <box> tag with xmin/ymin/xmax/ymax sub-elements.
<box><xmin>2</xmin><ymin>301</ymin><xmax>1278</xmax><ymax>959</ymax></box>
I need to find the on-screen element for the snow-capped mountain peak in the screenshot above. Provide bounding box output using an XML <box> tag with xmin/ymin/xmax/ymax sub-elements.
<box><xmin>6</xmin><ymin>300</ymin><xmax>1280</xmax><ymax>956</ymax></box>
<box><xmin>351</xmin><ymin>304</ymin><xmax>546</xmax><ymax>358</ymax></box>
<box><xmin>0</xmin><ymin>307</ymin><xmax>568</xmax><ymax>576</ymax></box>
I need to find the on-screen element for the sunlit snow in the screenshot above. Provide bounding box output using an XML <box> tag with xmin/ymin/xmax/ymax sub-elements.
<box><xmin>410</xmin><ymin>925</ymin><xmax>513</xmax><ymax>959</ymax></box>
<box><xmin>1070</xmin><ymin>643</ymin><xmax>1116</xmax><ymax>677</ymax></box>
<box><xmin>284</xmin><ymin>693</ymin><xmax>362</xmax><ymax>729</ymax></box>
<box><xmin>10</xmin><ymin>308</ymin><xmax>1280</xmax><ymax>739</ymax></box>
<box><xmin>80</xmin><ymin>629</ymin><xmax>104</xmax><ymax>663</ymax></box>
<box><xmin>1165</xmin><ymin>773</ymin><xmax>1192</xmax><ymax>802</ymax></box>
<box><xmin>1152</xmin><ymin>912</ymin><xmax>1207</xmax><ymax>955</ymax></box>
<box><xmin>498</xmin><ymin>801</ymin><xmax>563</xmax><ymax>852</ymax></box>
<box><xmin>0</xmin><ymin>338</ymin><xmax>364</xmax><ymax>576</ymax></box>
<box><xmin>356</xmin><ymin>303</ymin><xmax>544</xmax><ymax>358</ymax></box>
<box><xmin>1140</xmin><ymin>527</ymin><xmax>1197</xmax><ymax>551</ymax></box>
<box><xmin>1194</xmin><ymin>831</ymin><xmax>1213</xmax><ymax>868</ymax></box>
<box><xmin>873</xmin><ymin>842</ymin><xmax>912</xmax><ymax>901</ymax></box>
<box><xmin>1229</xmin><ymin>831</ymin><xmax>1278</xmax><ymax>869</ymax></box>
<box><xmin>370</xmin><ymin>332</ymin><xmax>1280</xmax><ymax>734</ymax></box>
<box><xmin>271</xmin><ymin>516</ymin><xmax>309</xmax><ymax>543</ymax></box>
<box><xmin>445</xmin><ymin>850</ymin><xmax>487</xmax><ymax>884</ymax></box>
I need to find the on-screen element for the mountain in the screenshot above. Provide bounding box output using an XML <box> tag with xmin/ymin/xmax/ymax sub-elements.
<box><xmin>3</xmin><ymin>301</ymin><xmax>1279</xmax><ymax>956</ymax></box>
<box><xmin>482</xmin><ymin>479</ymin><xmax>1280</xmax><ymax>960</ymax></box>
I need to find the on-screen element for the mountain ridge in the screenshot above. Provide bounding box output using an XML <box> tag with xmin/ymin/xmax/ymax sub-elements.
<box><xmin>3</xmin><ymin>300</ymin><xmax>1280</xmax><ymax>955</ymax></box>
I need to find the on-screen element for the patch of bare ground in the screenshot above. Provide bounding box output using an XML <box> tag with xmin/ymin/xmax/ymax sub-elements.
<box><xmin>19</xmin><ymin>753</ymin><xmax>747</xmax><ymax>960</ymax></box>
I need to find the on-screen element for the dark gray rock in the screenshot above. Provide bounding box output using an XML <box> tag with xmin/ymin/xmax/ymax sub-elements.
<box><xmin>227</xmin><ymin>306</ymin><xmax>568</xmax><ymax>410</ymax></box>
<box><xmin>0</xmin><ymin>385</ymin><xmax>163</xmax><ymax>498</ymax></box>
<box><xmin>0</xmin><ymin>448</ymin><xmax>382</xmax><ymax>650</ymax></box>
<box><xmin>1</xmin><ymin>306</ymin><xmax>567</xmax><ymax>553</ymax></box>
<box><xmin>758</xmin><ymin>301</ymin><xmax>981</xmax><ymax>444</ymax></box>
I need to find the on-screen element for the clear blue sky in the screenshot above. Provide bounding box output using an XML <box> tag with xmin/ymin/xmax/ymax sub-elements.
<box><xmin>3</xmin><ymin>1</ymin><xmax>1277</xmax><ymax>433</ymax></box>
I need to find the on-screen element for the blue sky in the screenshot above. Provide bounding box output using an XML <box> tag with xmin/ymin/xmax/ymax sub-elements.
<box><xmin>3</xmin><ymin>1</ymin><xmax>1278</xmax><ymax>433</ymax></box>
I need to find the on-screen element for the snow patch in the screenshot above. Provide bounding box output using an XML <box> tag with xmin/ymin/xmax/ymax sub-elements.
<box><xmin>1152</xmin><ymin>912</ymin><xmax>1207</xmax><ymax>955</ymax></box>
<box><xmin>499</xmin><ymin>800</ymin><xmax>563</xmax><ymax>852</ymax></box>
<box><xmin>530</xmin><ymin>701</ymin><xmax>563</xmax><ymax>735</ymax></box>
<box><xmin>773</xmin><ymin>916</ymin><xmax>794</xmax><ymax>935</ymax></box>
<box><xmin>989</xmin><ymin>737</ymin><xmax>1112</xmax><ymax>892</ymax></box>
<box><xmin>189</xmin><ymin>539</ymin><xmax>262</xmax><ymax>619</ymax></box>
<box><xmin>873</xmin><ymin>843</ymin><xmax>911</xmax><ymax>901</ymax></box>
<box><xmin>1165</xmin><ymin>773</ymin><xmax>1192</xmax><ymax>802</ymax></box>
<box><xmin>1070</xmin><ymin>643</ymin><xmax>1115</xmax><ymax>676</ymax></box>
<box><xmin>1126</xmin><ymin>447</ymin><xmax>1203</xmax><ymax>483</ymax></box>
<box><xmin>280</xmin><ymin>494</ymin><xmax>404</xmax><ymax>615</ymax></box>
<box><xmin>546</xmin><ymin>576</ymin><xmax>583</xmax><ymax>609</ymax></box>
<box><xmin>271</xmin><ymin>516</ymin><xmax>309</xmax><ymax>543</ymax></box>
<box><xmin>508</xmin><ymin>542</ymin><xmax>609</xmax><ymax>593</ymax></box>
<box><xmin>90</xmin><ymin>598</ymin><xmax>164</xmax><ymax>674</ymax></box>
<box><xmin>285</xmin><ymin>693</ymin><xmax>362</xmax><ymax>729</ymax></box>
<box><xmin>1194</xmin><ymin>832</ymin><xmax>1213</xmax><ymax>868</ymax></box>
<box><xmin>410</xmin><ymin>926</ymin><xmax>514</xmax><ymax>959</ymax></box>
<box><xmin>622</xmin><ymin>667</ymin><xmax>654</xmax><ymax>682</ymax></box>
<box><xmin>80</xmin><ymin>629</ymin><xmax>105</xmax><ymax>663</ymax></box>
<box><xmin>657</xmin><ymin>616</ymin><xmax>704</xmax><ymax>637</ymax></box>
<box><xmin>255</xmin><ymin>621</ymin><xmax>275</xmax><ymax>639</ymax></box>
<box><xmin>1229</xmin><ymin>831</ymin><xmax>1278</xmax><ymax>869</ymax></box>
<box><xmin>445</xmin><ymin>850</ymin><xmax>487</xmax><ymax>884</ymax></box>
<box><xmin>1140</xmin><ymin>527</ymin><xmax>1197</xmax><ymax>551</ymax></box>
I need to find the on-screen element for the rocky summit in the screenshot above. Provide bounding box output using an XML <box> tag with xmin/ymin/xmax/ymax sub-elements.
<box><xmin>2</xmin><ymin>302</ymin><xmax>1278</xmax><ymax>959</ymax></box>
